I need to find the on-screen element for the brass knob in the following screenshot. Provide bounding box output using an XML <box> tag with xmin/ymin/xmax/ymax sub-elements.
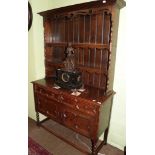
<box><xmin>76</xmin><ymin>105</ymin><xmax>79</xmax><ymax>109</ymax></box>
<box><xmin>63</xmin><ymin>113</ymin><xmax>67</xmax><ymax>118</ymax></box>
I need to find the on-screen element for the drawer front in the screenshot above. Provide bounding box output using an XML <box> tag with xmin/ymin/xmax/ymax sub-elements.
<box><xmin>34</xmin><ymin>85</ymin><xmax>98</xmax><ymax>138</ymax></box>
<box><xmin>35</xmin><ymin>85</ymin><xmax>98</xmax><ymax>116</ymax></box>
<box><xmin>36</xmin><ymin>95</ymin><xmax>58</xmax><ymax>120</ymax></box>
<box><xmin>62</xmin><ymin>94</ymin><xmax>98</xmax><ymax>115</ymax></box>
<box><xmin>60</xmin><ymin>106</ymin><xmax>96</xmax><ymax>138</ymax></box>
<box><xmin>35</xmin><ymin>85</ymin><xmax>60</xmax><ymax>101</ymax></box>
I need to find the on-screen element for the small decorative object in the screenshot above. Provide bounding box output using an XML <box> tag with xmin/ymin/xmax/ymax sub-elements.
<box><xmin>55</xmin><ymin>43</ymin><xmax>82</xmax><ymax>89</ymax></box>
<box><xmin>64</xmin><ymin>42</ymin><xmax>75</xmax><ymax>71</ymax></box>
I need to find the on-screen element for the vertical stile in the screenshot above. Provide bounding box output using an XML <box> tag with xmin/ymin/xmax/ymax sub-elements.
<box><xmin>79</xmin><ymin>15</ymin><xmax>84</xmax><ymax>43</ymax></box>
<box><xmin>73</xmin><ymin>16</ymin><xmax>74</xmax><ymax>44</ymax></box>
<box><xmin>78</xmin><ymin>11</ymin><xmax>81</xmax><ymax>67</ymax></box>
<box><xmin>83</xmin><ymin>48</ymin><xmax>85</xmax><ymax>66</ymax></box>
<box><xmin>84</xmin><ymin>15</ymin><xmax>90</xmax><ymax>43</ymax></box>
<box><xmin>88</xmin><ymin>14</ymin><xmax>91</xmax><ymax>86</ymax></box>
<box><xmin>78</xmin><ymin>15</ymin><xmax>84</xmax><ymax>84</ymax></box>
<box><xmin>83</xmin><ymin>15</ymin><xmax>85</xmax><ymax>43</ymax></box>
<box><xmin>78</xmin><ymin>16</ymin><xmax>80</xmax><ymax>43</ymax></box>
<box><xmin>50</xmin><ymin>19</ymin><xmax>53</xmax><ymax>43</ymax></box>
<box><xmin>69</xmin><ymin>18</ymin><xmax>73</xmax><ymax>43</ymax></box>
<box><xmin>96</xmin><ymin>12</ymin><xmax>103</xmax><ymax>88</ymax></box>
<box><xmin>44</xmin><ymin>19</ymin><xmax>51</xmax><ymax>43</ymax></box>
<box><xmin>93</xmin><ymin>14</ymin><xmax>98</xmax><ymax>87</ymax></box>
<box><xmin>84</xmin><ymin>14</ymin><xmax>90</xmax><ymax>85</ymax></box>
<box><xmin>90</xmin><ymin>13</ymin><xmax>96</xmax><ymax>86</ymax></box>
<box><xmin>57</xmin><ymin>18</ymin><xmax>61</xmax><ymax>42</ymax></box>
<box><xmin>61</xmin><ymin>18</ymin><xmax>65</xmax><ymax>62</ymax></box>
<box><xmin>54</xmin><ymin>18</ymin><xmax>57</xmax><ymax>42</ymax></box>
<box><xmin>89</xmin><ymin>15</ymin><xmax>91</xmax><ymax>44</ymax></box>
<box><xmin>105</xmin><ymin>13</ymin><xmax>112</xmax><ymax>92</ymax></box>
<box><xmin>73</xmin><ymin>16</ymin><xmax>78</xmax><ymax>43</ymax></box>
<box><xmin>77</xmin><ymin>47</ymin><xmax>79</xmax><ymax>65</ymax></box>
<box><xmin>100</xmin><ymin>11</ymin><xmax>105</xmax><ymax>89</ymax></box>
<box><xmin>88</xmin><ymin>48</ymin><xmax>91</xmax><ymax>67</ymax></box>
<box><xmin>102</xmin><ymin>11</ymin><xmax>105</xmax><ymax>44</ymax></box>
<box><xmin>48</xmin><ymin>19</ymin><xmax>50</xmax><ymax>43</ymax></box>
<box><xmin>83</xmin><ymin>15</ymin><xmax>87</xmax><ymax>84</ymax></box>
<box><xmin>63</xmin><ymin>17</ymin><xmax>65</xmax><ymax>43</ymax></box>
<box><xmin>55</xmin><ymin>17</ymin><xmax>58</xmax><ymax>42</ymax></box>
<box><xmin>67</xmin><ymin>18</ymin><xmax>69</xmax><ymax>43</ymax></box>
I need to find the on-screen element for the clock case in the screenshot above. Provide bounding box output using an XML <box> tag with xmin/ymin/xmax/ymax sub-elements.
<box><xmin>55</xmin><ymin>69</ymin><xmax>82</xmax><ymax>89</ymax></box>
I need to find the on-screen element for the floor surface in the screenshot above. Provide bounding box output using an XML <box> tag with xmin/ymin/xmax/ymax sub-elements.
<box><xmin>28</xmin><ymin>117</ymin><xmax>124</xmax><ymax>155</ymax></box>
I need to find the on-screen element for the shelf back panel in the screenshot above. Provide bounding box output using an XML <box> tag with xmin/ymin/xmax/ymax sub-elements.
<box><xmin>43</xmin><ymin>8</ymin><xmax>112</xmax><ymax>91</ymax></box>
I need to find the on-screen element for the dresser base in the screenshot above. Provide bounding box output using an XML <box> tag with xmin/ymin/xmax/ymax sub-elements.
<box><xmin>36</xmin><ymin>113</ymin><xmax>108</xmax><ymax>155</ymax></box>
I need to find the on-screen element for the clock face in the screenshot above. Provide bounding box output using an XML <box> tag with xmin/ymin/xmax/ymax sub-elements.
<box><xmin>61</xmin><ymin>73</ymin><xmax>70</xmax><ymax>82</ymax></box>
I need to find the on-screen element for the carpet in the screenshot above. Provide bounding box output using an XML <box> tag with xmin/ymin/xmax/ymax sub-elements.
<box><xmin>28</xmin><ymin>137</ymin><xmax>52</xmax><ymax>155</ymax></box>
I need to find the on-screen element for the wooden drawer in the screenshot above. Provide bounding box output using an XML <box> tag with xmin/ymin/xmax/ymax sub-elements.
<box><xmin>60</xmin><ymin>106</ymin><xmax>95</xmax><ymax>138</ymax></box>
<box><xmin>36</xmin><ymin>95</ymin><xmax>59</xmax><ymax>120</ymax></box>
<box><xmin>35</xmin><ymin>93</ymin><xmax>96</xmax><ymax>138</ymax></box>
<box><xmin>35</xmin><ymin>85</ymin><xmax>98</xmax><ymax>116</ymax></box>
<box><xmin>35</xmin><ymin>85</ymin><xmax>60</xmax><ymax>100</ymax></box>
<box><xmin>62</xmin><ymin>94</ymin><xmax>98</xmax><ymax>116</ymax></box>
<box><xmin>34</xmin><ymin>85</ymin><xmax>99</xmax><ymax>138</ymax></box>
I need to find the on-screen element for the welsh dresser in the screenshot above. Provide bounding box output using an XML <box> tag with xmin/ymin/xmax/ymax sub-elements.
<box><xmin>32</xmin><ymin>0</ymin><xmax>126</xmax><ymax>154</ymax></box>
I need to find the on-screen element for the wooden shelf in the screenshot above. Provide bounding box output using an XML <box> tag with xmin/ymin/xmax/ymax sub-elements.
<box><xmin>45</xmin><ymin>60</ymin><xmax>107</xmax><ymax>75</ymax></box>
<box><xmin>46</xmin><ymin>42</ymin><xmax>110</xmax><ymax>50</ymax></box>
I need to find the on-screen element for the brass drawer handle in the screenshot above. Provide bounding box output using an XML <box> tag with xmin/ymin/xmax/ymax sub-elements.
<box><xmin>76</xmin><ymin>105</ymin><xmax>79</xmax><ymax>109</ymax></box>
<box><xmin>63</xmin><ymin>113</ymin><xmax>67</xmax><ymax>118</ymax></box>
<box><xmin>93</xmin><ymin>109</ymin><xmax>96</xmax><ymax>113</ymax></box>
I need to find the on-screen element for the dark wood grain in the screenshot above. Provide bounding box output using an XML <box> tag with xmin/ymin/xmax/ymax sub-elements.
<box><xmin>43</xmin><ymin>7</ymin><xmax>112</xmax><ymax>90</ymax></box>
<box><xmin>38</xmin><ymin>0</ymin><xmax>118</xmax><ymax>17</ymax></box>
<box><xmin>32</xmin><ymin>0</ymin><xmax>125</xmax><ymax>154</ymax></box>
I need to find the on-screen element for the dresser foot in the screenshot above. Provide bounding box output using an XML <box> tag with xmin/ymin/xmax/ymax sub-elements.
<box><xmin>36</xmin><ymin>112</ymin><xmax>40</xmax><ymax>126</ymax></box>
<box><xmin>91</xmin><ymin>139</ymin><xmax>97</xmax><ymax>155</ymax></box>
<box><xmin>103</xmin><ymin>127</ymin><xmax>109</xmax><ymax>145</ymax></box>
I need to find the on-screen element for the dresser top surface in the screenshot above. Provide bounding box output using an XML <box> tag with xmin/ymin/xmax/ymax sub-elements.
<box><xmin>32</xmin><ymin>78</ymin><xmax>114</xmax><ymax>104</ymax></box>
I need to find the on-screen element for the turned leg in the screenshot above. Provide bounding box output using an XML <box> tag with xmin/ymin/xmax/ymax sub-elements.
<box><xmin>91</xmin><ymin>139</ymin><xmax>97</xmax><ymax>155</ymax></box>
<box><xmin>36</xmin><ymin>112</ymin><xmax>40</xmax><ymax>126</ymax></box>
<box><xmin>103</xmin><ymin>127</ymin><xmax>109</xmax><ymax>145</ymax></box>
